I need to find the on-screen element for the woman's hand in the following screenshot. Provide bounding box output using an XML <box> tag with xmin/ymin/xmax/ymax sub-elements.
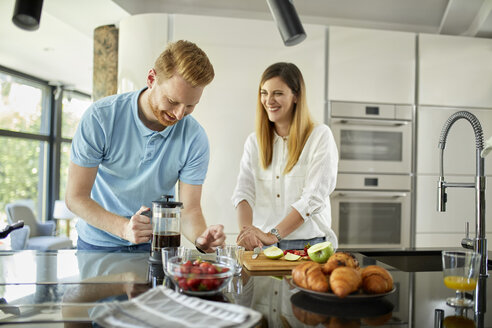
<box><xmin>236</xmin><ymin>226</ymin><xmax>277</xmax><ymax>250</ymax></box>
<box><xmin>236</xmin><ymin>228</ymin><xmax>262</xmax><ymax>251</ymax></box>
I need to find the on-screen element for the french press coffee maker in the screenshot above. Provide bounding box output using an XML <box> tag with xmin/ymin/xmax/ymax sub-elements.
<box><xmin>143</xmin><ymin>195</ymin><xmax>183</xmax><ymax>263</ymax></box>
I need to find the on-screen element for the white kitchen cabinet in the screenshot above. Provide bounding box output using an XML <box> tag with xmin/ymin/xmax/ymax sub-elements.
<box><xmin>416</xmin><ymin>106</ymin><xmax>492</xmax><ymax>175</ymax></box>
<box><xmin>415</xmin><ymin>175</ymin><xmax>492</xmax><ymax>248</ymax></box>
<box><xmin>328</xmin><ymin>26</ymin><xmax>416</xmax><ymax>104</ymax></box>
<box><xmin>419</xmin><ymin>34</ymin><xmax>492</xmax><ymax>108</ymax></box>
<box><xmin>173</xmin><ymin>15</ymin><xmax>326</xmax><ymax>241</ymax></box>
<box><xmin>415</xmin><ymin>105</ymin><xmax>492</xmax><ymax>247</ymax></box>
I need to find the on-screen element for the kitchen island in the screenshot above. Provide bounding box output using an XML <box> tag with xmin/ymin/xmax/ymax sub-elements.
<box><xmin>0</xmin><ymin>249</ymin><xmax>490</xmax><ymax>327</ymax></box>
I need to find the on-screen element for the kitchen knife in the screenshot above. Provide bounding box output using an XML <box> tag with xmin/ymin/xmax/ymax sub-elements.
<box><xmin>252</xmin><ymin>247</ymin><xmax>261</xmax><ymax>259</ymax></box>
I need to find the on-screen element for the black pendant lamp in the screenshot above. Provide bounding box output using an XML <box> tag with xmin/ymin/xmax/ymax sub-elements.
<box><xmin>12</xmin><ymin>0</ymin><xmax>44</xmax><ymax>31</ymax></box>
<box><xmin>266</xmin><ymin>0</ymin><xmax>306</xmax><ymax>46</ymax></box>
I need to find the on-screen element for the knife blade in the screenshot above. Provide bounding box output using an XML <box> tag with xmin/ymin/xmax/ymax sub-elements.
<box><xmin>252</xmin><ymin>247</ymin><xmax>261</xmax><ymax>259</ymax></box>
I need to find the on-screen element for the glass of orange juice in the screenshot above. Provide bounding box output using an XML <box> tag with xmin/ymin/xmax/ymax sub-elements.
<box><xmin>442</xmin><ymin>251</ymin><xmax>481</xmax><ymax>308</ymax></box>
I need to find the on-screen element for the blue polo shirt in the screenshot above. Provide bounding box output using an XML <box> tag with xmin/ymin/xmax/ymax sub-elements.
<box><xmin>70</xmin><ymin>88</ymin><xmax>209</xmax><ymax>247</ymax></box>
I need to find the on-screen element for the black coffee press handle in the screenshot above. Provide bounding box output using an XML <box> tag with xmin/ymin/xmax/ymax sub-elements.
<box><xmin>0</xmin><ymin>221</ymin><xmax>24</xmax><ymax>239</ymax></box>
<box><xmin>141</xmin><ymin>210</ymin><xmax>152</xmax><ymax>219</ymax></box>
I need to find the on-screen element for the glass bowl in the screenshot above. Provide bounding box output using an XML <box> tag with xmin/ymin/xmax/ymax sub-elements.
<box><xmin>166</xmin><ymin>254</ymin><xmax>235</xmax><ymax>296</ymax></box>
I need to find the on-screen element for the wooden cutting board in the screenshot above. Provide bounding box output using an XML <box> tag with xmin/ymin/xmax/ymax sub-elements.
<box><xmin>241</xmin><ymin>251</ymin><xmax>306</xmax><ymax>271</ymax></box>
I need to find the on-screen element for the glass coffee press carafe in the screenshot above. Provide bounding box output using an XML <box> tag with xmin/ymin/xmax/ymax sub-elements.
<box><xmin>143</xmin><ymin>195</ymin><xmax>182</xmax><ymax>263</ymax></box>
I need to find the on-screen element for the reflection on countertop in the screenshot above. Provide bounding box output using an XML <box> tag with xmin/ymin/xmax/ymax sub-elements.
<box><xmin>0</xmin><ymin>249</ymin><xmax>490</xmax><ymax>327</ymax></box>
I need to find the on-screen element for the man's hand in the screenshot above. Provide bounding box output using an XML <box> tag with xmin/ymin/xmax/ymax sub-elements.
<box><xmin>123</xmin><ymin>206</ymin><xmax>152</xmax><ymax>244</ymax></box>
<box><xmin>236</xmin><ymin>226</ymin><xmax>276</xmax><ymax>251</ymax></box>
<box><xmin>195</xmin><ymin>224</ymin><xmax>226</xmax><ymax>253</ymax></box>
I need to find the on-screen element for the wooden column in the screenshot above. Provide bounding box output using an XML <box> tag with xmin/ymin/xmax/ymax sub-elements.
<box><xmin>93</xmin><ymin>25</ymin><xmax>118</xmax><ymax>101</ymax></box>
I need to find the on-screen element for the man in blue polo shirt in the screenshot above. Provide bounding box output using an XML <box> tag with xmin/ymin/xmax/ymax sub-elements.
<box><xmin>65</xmin><ymin>40</ymin><xmax>225</xmax><ymax>252</ymax></box>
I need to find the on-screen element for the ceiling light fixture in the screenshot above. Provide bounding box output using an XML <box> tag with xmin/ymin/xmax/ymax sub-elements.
<box><xmin>12</xmin><ymin>0</ymin><xmax>44</xmax><ymax>31</ymax></box>
<box><xmin>266</xmin><ymin>0</ymin><xmax>306</xmax><ymax>46</ymax></box>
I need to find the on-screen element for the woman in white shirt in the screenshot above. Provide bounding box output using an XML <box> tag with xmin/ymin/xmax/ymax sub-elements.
<box><xmin>232</xmin><ymin>62</ymin><xmax>339</xmax><ymax>251</ymax></box>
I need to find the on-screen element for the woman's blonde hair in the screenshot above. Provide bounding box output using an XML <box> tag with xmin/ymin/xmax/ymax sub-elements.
<box><xmin>154</xmin><ymin>40</ymin><xmax>215</xmax><ymax>87</ymax></box>
<box><xmin>256</xmin><ymin>62</ymin><xmax>314</xmax><ymax>174</ymax></box>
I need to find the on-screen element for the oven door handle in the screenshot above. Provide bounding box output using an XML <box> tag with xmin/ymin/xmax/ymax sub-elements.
<box><xmin>334</xmin><ymin>191</ymin><xmax>408</xmax><ymax>198</ymax></box>
<box><xmin>332</xmin><ymin>118</ymin><xmax>409</xmax><ymax>127</ymax></box>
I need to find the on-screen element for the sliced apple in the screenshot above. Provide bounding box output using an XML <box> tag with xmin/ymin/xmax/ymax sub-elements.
<box><xmin>284</xmin><ymin>252</ymin><xmax>301</xmax><ymax>261</ymax></box>
<box><xmin>264</xmin><ymin>246</ymin><xmax>284</xmax><ymax>259</ymax></box>
<box><xmin>307</xmin><ymin>241</ymin><xmax>334</xmax><ymax>263</ymax></box>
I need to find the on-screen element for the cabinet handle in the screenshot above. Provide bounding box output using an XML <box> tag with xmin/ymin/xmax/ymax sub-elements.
<box><xmin>334</xmin><ymin>191</ymin><xmax>408</xmax><ymax>198</ymax></box>
<box><xmin>332</xmin><ymin>118</ymin><xmax>409</xmax><ymax>127</ymax></box>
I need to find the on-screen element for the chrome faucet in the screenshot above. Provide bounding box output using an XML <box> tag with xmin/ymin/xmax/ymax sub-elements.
<box><xmin>437</xmin><ymin>111</ymin><xmax>487</xmax><ymax>277</ymax></box>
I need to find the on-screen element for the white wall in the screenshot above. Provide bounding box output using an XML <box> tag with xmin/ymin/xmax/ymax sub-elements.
<box><xmin>118</xmin><ymin>14</ymin><xmax>169</xmax><ymax>93</ymax></box>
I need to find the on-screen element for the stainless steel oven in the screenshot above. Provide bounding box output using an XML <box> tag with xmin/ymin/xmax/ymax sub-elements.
<box><xmin>330</xmin><ymin>101</ymin><xmax>413</xmax><ymax>174</ymax></box>
<box><xmin>332</xmin><ymin>173</ymin><xmax>411</xmax><ymax>248</ymax></box>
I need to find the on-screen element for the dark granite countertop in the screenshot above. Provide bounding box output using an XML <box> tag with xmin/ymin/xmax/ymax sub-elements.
<box><xmin>0</xmin><ymin>249</ymin><xmax>490</xmax><ymax>327</ymax></box>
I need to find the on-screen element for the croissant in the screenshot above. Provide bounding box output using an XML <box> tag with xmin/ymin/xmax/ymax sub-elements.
<box><xmin>322</xmin><ymin>252</ymin><xmax>359</xmax><ymax>274</ymax></box>
<box><xmin>361</xmin><ymin>265</ymin><xmax>393</xmax><ymax>294</ymax></box>
<box><xmin>361</xmin><ymin>311</ymin><xmax>392</xmax><ymax>326</ymax></box>
<box><xmin>292</xmin><ymin>262</ymin><xmax>330</xmax><ymax>293</ymax></box>
<box><xmin>329</xmin><ymin>267</ymin><xmax>362</xmax><ymax>298</ymax></box>
<box><xmin>291</xmin><ymin>303</ymin><xmax>328</xmax><ymax>325</ymax></box>
<box><xmin>324</xmin><ymin>317</ymin><xmax>361</xmax><ymax>328</ymax></box>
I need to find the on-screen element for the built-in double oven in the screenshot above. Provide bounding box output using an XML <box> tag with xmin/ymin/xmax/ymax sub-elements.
<box><xmin>329</xmin><ymin>101</ymin><xmax>414</xmax><ymax>249</ymax></box>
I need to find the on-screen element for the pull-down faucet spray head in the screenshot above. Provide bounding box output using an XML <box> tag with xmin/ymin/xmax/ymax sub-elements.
<box><xmin>437</xmin><ymin>176</ymin><xmax>447</xmax><ymax>212</ymax></box>
<box><xmin>437</xmin><ymin>111</ymin><xmax>484</xmax><ymax>212</ymax></box>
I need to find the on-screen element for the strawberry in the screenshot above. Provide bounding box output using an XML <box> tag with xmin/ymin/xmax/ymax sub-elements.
<box><xmin>201</xmin><ymin>279</ymin><xmax>216</xmax><ymax>291</ymax></box>
<box><xmin>180</xmin><ymin>265</ymin><xmax>191</xmax><ymax>274</ymax></box>
<box><xmin>199</xmin><ymin>262</ymin><xmax>213</xmax><ymax>269</ymax></box>
<box><xmin>186</xmin><ymin>277</ymin><xmax>201</xmax><ymax>288</ymax></box>
<box><xmin>178</xmin><ymin>278</ymin><xmax>188</xmax><ymax>289</ymax></box>
<box><xmin>303</xmin><ymin>243</ymin><xmax>311</xmax><ymax>254</ymax></box>
<box><xmin>190</xmin><ymin>267</ymin><xmax>202</xmax><ymax>274</ymax></box>
<box><xmin>206</xmin><ymin>266</ymin><xmax>218</xmax><ymax>274</ymax></box>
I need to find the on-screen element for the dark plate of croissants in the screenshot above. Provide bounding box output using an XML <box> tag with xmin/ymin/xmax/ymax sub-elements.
<box><xmin>291</xmin><ymin>292</ymin><xmax>394</xmax><ymax>324</ymax></box>
<box><xmin>289</xmin><ymin>251</ymin><xmax>396</xmax><ymax>301</ymax></box>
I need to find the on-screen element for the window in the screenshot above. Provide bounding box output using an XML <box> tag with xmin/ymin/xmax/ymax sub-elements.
<box><xmin>59</xmin><ymin>92</ymin><xmax>92</xmax><ymax>200</ymax></box>
<box><xmin>0</xmin><ymin>74</ymin><xmax>50</xmax><ymax>134</ymax></box>
<box><xmin>0</xmin><ymin>67</ymin><xmax>90</xmax><ymax>225</ymax></box>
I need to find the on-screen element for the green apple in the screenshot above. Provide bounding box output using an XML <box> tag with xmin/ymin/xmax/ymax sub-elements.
<box><xmin>307</xmin><ymin>241</ymin><xmax>334</xmax><ymax>263</ymax></box>
<box><xmin>284</xmin><ymin>252</ymin><xmax>301</xmax><ymax>261</ymax></box>
<box><xmin>264</xmin><ymin>246</ymin><xmax>284</xmax><ymax>259</ymax></box>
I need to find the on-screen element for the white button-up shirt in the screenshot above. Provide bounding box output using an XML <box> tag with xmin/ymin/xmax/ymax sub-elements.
<box><xmin>232</xmin><ymin>124</ymin><xmax>339</xmax><ymax>247</ymax></box>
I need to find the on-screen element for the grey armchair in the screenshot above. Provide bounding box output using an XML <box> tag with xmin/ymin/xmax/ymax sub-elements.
<box><xmin>5</xmin><ymin>203</ymin><xmax>73</xmax><ymax>250</ymax></box>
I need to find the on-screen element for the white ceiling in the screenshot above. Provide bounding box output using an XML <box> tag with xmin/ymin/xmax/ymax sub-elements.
<box><xmin>1</xmin><ymin>0</ymin><xmax>492</xmax><ymax>94</ymax></box>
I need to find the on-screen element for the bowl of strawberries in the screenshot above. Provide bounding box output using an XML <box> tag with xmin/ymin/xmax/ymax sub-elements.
<box><xmin>166</xmin><ymin>254</ymin><xmax>235</xmax><ymax>296</ymax></box>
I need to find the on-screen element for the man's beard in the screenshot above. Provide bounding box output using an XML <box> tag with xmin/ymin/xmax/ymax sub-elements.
<box><xmin>149</xmin><ymin>95</ymin><xmax>175</xmax><ymax>128</ymax></box>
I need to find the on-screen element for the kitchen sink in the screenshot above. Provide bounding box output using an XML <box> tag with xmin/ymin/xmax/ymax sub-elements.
<box><xmin>357</xmin><ymin>249</ymin><xmax>492</xmax><ymax>272</ymax></box>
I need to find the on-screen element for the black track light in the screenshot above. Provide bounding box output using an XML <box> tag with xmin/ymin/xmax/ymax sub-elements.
<box><xmin>266</xmin><ymin>0</ymin><xmax>306</xmax><ymax>46</ymax></box>
<box><xmin>12</xmin><ymin>0</ymin><xmax>44</xmax><ymax>31</ymax></box>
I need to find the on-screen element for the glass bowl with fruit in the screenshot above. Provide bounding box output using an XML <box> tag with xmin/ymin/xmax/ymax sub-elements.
<box><xmin>166</xmin><ymin>253</ymin><xmax>235</xmax><ymax>296</ymax></box>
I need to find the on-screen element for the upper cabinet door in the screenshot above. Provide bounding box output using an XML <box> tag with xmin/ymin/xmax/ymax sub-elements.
<box><xmin>419</xmin><ymin>34</ymin><xmax>492</xmax><ymax>108</ymax></box>
<box><xmin>328</xmin><ymin>26</ymin><xmax>416</xmax><ymax>104</ymax></box>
